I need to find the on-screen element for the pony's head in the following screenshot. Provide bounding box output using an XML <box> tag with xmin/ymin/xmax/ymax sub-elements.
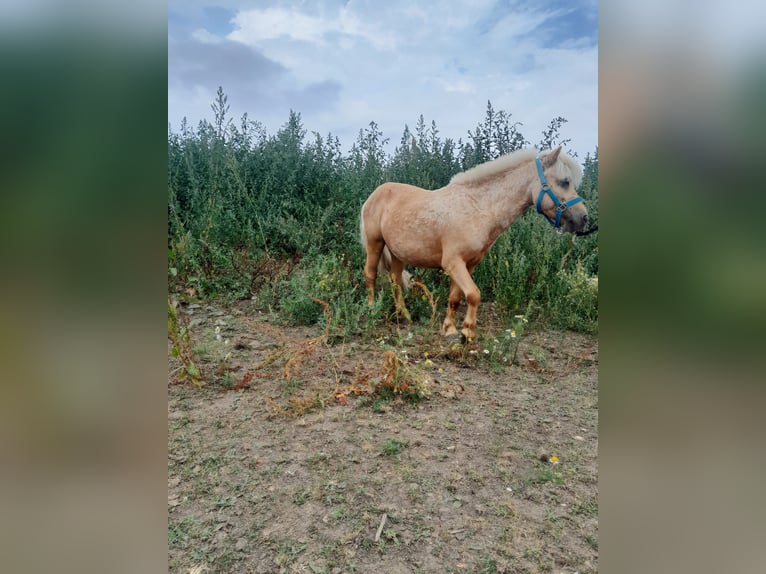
<box><xmin>534</xmin><ymin>147</ymin><xmax>590</xmax><ymax>234</ymax></box>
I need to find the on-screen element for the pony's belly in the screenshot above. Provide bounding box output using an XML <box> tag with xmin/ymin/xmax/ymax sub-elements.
<box><xmin>387</xmin><ymin>244</ymin><xmax>443</xmax><ymax>269</ymax></box>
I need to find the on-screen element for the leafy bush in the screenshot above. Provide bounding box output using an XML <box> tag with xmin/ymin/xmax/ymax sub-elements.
<box><xmin>168</xmin><ymin>88</ymin><xmax>598</xmax><ymax>333</ymax></box>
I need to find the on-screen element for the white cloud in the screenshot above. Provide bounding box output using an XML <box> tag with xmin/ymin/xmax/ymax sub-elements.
<box><xmin>228</xmin><ymin>8</ymin><xmax>329</xmax><ymax>44</ymax></box>
<box><xmin>485</xmin><ymin>8</ymin><xmax>564</xmax><ymax>42</ymax></box>
<box><xmin>169</xmin><ymin>1</ymin><xmax>598</xmax><ymax>159</ymax></box>
<box><xmin>227</xmin><ymin>5</ymin><xmax>397</xmax><ymax>52</ymax></box>
<box><xmin>443</xmin><ymin>79</ymin><xmax>477</xmax><ymax>94</ymax></box>
<box><xmin>191</xmin><ymin>28</ymin><xmax>223</xmax><ymax>44</ymax></box>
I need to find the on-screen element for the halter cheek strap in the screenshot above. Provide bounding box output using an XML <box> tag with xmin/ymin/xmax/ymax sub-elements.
<box><xmin>535</xmin><ymin>156</ymin><xmax>583</xmax><ymax>229</ymax></box>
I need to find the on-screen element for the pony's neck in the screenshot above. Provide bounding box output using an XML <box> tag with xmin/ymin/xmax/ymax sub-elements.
<box><xmin>445</xmin><ymin>160</ymin><xmax>537</xmax><ymax>249</ymax></box>
<box><xmin>489</xmin><ymin>160</ymin><xmax>537</xmax><ymax>228</ymax></box>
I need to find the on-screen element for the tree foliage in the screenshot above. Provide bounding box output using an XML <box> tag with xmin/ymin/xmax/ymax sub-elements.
<box><xmin>168</xmin><ymin>87</ymin><xmax>598</xmax><ymax>331</ymax></box>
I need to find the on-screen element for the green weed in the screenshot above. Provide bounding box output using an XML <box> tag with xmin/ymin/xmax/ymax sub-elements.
<box><xmin>274</xmin><ymin>542</ymin><xmax>308</xmax><ymax>567</ymax></box>
<box><xmin>382</xmin><ymin>438</ymin><xmax>407</xmax><ymax>456</ymax></box>
<box><xmin>471</xmin><ymin>556</ymin><xmax>499</xmax><ymax>574</ymax></box>
<box><xmin>382</xmin><ymin>529</ymin><xmax>400</xmax><ymax>545</ymax></box>
<box><xmin>168</xmin><ymin>296</ymin><xmax>203</xmax><ymax>386</ymax></box>
<box><xmin>168</xmin><ymin>517</ymin><xmax>195</xmax><ymax>547</ymax></box>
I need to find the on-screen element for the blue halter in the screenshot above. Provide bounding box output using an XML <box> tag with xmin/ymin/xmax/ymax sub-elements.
<box><xmin>534</xmin><ymin>156</ymin><xmax>583</xmax><ymax>229</ymax></box>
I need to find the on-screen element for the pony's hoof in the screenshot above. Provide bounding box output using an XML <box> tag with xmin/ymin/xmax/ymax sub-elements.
<box><xmin>445</xmin><ymin>333</ymin><xmax>467</xmax><ymax>345</ymax></box>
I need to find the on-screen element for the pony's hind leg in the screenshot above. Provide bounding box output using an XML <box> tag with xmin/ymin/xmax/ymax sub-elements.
<box><xmin>363</xmin><ymin>239</ymin><xmax>384</xmax><ymax>305</ymax></box>
<box><xmin>387</xmin><ymin>255</ymin><xmax>412</xmax><ymax>323</ymax></box>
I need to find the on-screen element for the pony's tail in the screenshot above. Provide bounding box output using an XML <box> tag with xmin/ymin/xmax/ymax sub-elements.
<box><xmin>360</xmin><ymin>203</ymin><xmax>411</xmax><ymax>291</ymax></box>
<box><xmin>359</xmin><ymin>204</ymin><xmax>366</xmax><ymax>250</ymax></box>
<box><xmin>380</xmin><ymin>247</ymin><xmax>412</xmax><ymax>291</ymax></box>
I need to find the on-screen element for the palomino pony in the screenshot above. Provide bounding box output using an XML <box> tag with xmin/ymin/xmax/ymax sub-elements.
<box><xmin>360</xmin><ymin>146</ymin><xmax>590</xmax><ymax>342</ymax></box>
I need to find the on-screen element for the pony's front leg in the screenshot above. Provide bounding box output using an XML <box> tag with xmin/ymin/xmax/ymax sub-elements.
<box><xmin>441</xmin><ymin>279</ymin><xmax>463</xmax><ymax>339</ymax></box>
<box><xmin>461</xmin><ymin>285</ymin><xmax>481</xmax><ymax>341</ymax></box>
<box><xmin>443</xmin><ymin>263</ymin><xmax>480</xmax><ymax>341</ymax></box>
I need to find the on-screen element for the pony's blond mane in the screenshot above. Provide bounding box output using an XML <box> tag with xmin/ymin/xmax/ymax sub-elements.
<box><xmin>450</xmin><ymin>148</ymin><xmax>583</xmax><ymax>188</ymax></box>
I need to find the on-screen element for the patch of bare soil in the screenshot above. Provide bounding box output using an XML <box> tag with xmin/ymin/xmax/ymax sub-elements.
<box><xmin>169</xmin><ymin>302</ymin><xmax>597</xmax><ymax>573</ymax></box>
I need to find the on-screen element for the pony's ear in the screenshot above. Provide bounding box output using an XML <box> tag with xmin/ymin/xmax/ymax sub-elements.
<box><xmin>542</xmin><ymin>146</ymin><xmax>562</xmax><ymax>167</ymax></box>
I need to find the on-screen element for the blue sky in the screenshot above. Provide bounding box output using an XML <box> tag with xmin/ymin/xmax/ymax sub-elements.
<box><xmin>168</xmin><ymin>0</ymin><xmax>598</xmax><ymax>159</ymax></box>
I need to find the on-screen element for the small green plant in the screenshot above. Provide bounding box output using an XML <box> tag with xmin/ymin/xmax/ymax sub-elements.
<box><xmin>191</xmin><ymin>343</ymin><xmax>211</xmax><ymax>361</ymax></box>
<box><xmin>529</xmin><ymin>466</ymin><xmax>564</xmax><ymax>485</ymax></box>
<box><xmin>550</xmin><ymin>260</ymin><xmax>598</xmax><ymax>333</ymax></box>
<box><xmin>524</xmin><ymin>547</ymin><xmax>542</xmax><ymax>562</ymax></box>
<box><xmin>573</xmin><ymin>498</ymin><xmax>598</xmax><ymax>516</ymax></box>
<box><xmin>472</xmin><ymin>556</ymin><xmax>499</xmax><ymax>574</ymax></box>
<box><xmin>279</xmin><ymin>252</ymin><xmax>357</xmax><ymax>327</ymax></box>
<box><xmin>292</xmin><ymin>491</ymin><xmax>308</xmax><ymax>505</ymax></box>
<box><xmin>285</xmin><ymin>377</ymin><xmax>303</xmax><ymax>396</ymax></box>
<box><xmin>168</xmin><ymin>516</ymin><xmax>195</xmax><ymax>546</ymax></box>
<box><xmin>323</xmin><ymin>492</ymin><xmax>346</xmax><ymax>505</ymax></box>
<box><xmin>371</xmin><ymin>396</ymin><xmax>387</xmax><ymax>413</ymax></box>
<box><xmin>332</xmin><ymin>505</ymin><xmax>348</xmax><ymax>521</ymax></box>
<box><xmin>585</xmin><ymin>534</ymin><xmax>599</xmax><ymax>550</ymax></box>
<box><xmin>382</xmin><ymin>438</ymin><xmax>406</xmax><ymax>456</ymax></box>
<box><xmin>319</xmin><ymin>541</ymin><xmax>346</xmax><ymax>568</ymax></box>
<box><xmin>168</xmin><ymin>296</ymin><xmax>203</xmax><ymax>385</ymax></box>
<box><xmin>484</xmin><ymin>311</ymin><xmax>530</xmax><ymax>368</ymax></box>
<box><xmin>213</xmin><ymin>495</ymin><xmax>235</xmax><ymax>509</ymax></box>
<box><xmin>383</xmin><ymin>529</ymin><xmax>400</xmax><ymax>545</ymax></box>
<box><xmin>274</xmin><ymin>542</ymin><xmax>307</xmax><ymax>567</ymax></box>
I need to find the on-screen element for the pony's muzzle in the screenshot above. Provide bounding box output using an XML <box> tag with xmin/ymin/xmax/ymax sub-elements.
<box><xmin>564</xmin><ymin>210</ymin><xmax>590</xmax><ymax>233</ymax></box>
<box><xmin>575</xmin><ymin>213</ymin><xmax>590</xmax><ymax>232</ymax></box>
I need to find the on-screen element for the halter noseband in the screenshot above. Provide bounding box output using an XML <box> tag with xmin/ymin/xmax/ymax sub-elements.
<box><xmin>534</xmin><ymin>156</ymin><xmax>583</xmax><ymax>230</ymax></box>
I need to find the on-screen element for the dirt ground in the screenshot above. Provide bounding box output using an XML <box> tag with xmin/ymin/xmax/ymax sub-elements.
<box><xmin>168</xmin><ymin>301</ymin><xmax>598</xmax><ymax>573</ymax></box>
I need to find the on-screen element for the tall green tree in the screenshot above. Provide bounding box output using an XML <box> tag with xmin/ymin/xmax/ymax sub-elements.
<box><xmin>537</xmin><ymin>116</ymin><xmax>578</xmax><ymax>158</ymax></box>
<box><xmin>460</xmin><ymin>100</ymin><xmax>527</xmax><ymax>168</ymax></box>
<box><xmin>211</xmin><ymin>86</ymin><xmax>231</xmax><ymax>141</ymax></box>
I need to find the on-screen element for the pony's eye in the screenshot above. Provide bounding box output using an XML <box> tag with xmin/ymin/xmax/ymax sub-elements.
<box><xmin>558</xmin><ymin>179</ymin><xmax>570</xmax><ymax>188</ymax></box>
